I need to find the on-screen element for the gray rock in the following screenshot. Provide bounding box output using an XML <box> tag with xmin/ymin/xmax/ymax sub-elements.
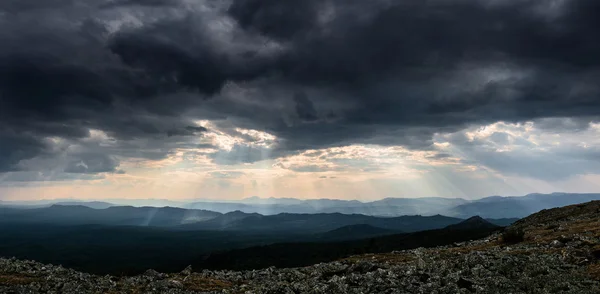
<box><xmin>181</xmin><ymin>265</ymin><xmax>193</xmax><ymax>276</ymax></box>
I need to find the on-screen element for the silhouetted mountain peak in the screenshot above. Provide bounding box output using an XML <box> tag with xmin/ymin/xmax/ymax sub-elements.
<box><xmin>224</xmin><ymin>210</ymin><xmax>254</xmax><ymax>217</ymax></box>
<box><xmin>464</xmin><ymin>215</ymin><xmax>485</xmax><ymax>222</ymax></box>
<box><xmin>219</xmin><ymin>211</ymin><xmax>262</xmax><ymax>223</ymax></box>
<box><xmin>445</xmin><ymin>215</ymin><xmax>499</xmax><ymax>230</ymax></box>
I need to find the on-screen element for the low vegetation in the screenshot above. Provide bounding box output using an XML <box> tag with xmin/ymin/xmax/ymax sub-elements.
<box><xmin>0</xmin><ymin>273</ymin><xmax>41</xmax><ymax>286</ymax></box>
<box><xmin>183</xmin><ymin>276</ymin><xmax>234</xmax><ymax>292</ymax></box>
<box><xmin>589</xmin><ymin>263</ymin><xmax>600</xmax><ymax>281</ymax></box>
<box><xmin>501</xmin><ymin>228</ymin><xmax>525</xmax><ymax>244</ymax></box>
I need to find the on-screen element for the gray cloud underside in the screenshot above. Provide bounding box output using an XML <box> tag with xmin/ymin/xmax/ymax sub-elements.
<box><xmin>441</xmin><ymin>127</ymin><xmax>600</xmax><ymax>181</ymax></box>
<box><xmin>1</xmin><ymin>0</ymin><xmax>600</xmax><ymax>177</ymax></box>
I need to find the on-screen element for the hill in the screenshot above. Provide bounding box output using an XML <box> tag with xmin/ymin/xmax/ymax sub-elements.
<box><xmin>443</xmin><ymin>215</ymin><xmax>500</xmax><ymax>230</ymax></box>
<box><xmin>450</xmin><ymin>192</ymin><xmax>600</xmax><ymax>218</ymax></box>
<box><xmin>0</xmin><ymin>205</ymin><xmax>515</xmax><ymax>233</ymax></box>
<box><xmin>53</xmin><ymin>201</ymin><xmax>115</xmax><ymax>209</ymax></box>
<box><xmin>0</xmin><ymin>205</ymin><xmax>221</xmax><ymax>227</ymax></box>
<box><xmin>200</xmin><ymin>213</ymin><xmax>466</xmax><ymax>233</ymax></box>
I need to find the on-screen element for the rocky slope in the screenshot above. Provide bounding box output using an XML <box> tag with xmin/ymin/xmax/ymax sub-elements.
<box><xmin>1</xmin><ymin>201</ymin><xmax>600</xmax><ymax>294</ymax></box>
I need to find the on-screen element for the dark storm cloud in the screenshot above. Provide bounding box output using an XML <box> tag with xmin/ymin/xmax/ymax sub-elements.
<box><xmin>228</xmin><ymin>0</ymin><xmax>321</xmax><ymax>41</ymax></box>
<box><xmin>167</xmin><ymin>125</ymin><xmax>208</xmax><ymax>137</ymax></box>
<box><xmin>222</xmin><ymin>0</ymin><xmax>600</xmax><ymax>124</ymax></box>
<box><xmin>186</xmin><ymin>126</ymin><xmax>208</xmax><ymax>132</ymax></box>
<box><xmin>2</xmin><ymin>0</ymin><xmax>600</xmax><ymax>176</ymax></box>
<box><xmin>184</xmin><ymin>0</ymin><xmax>600</xmax><ymax>154</ymax></box>
<box><xmin>293</xmin><ymin>92</ymin><xmax>318</xmax><ymax>121</ymax></box>
<box><xmin>64</xmin><ymin>153</ymin><xmax>121</xmax><ymax>174</ymax></box>
<box><xmin>0</xmin><ymin>0</ymin><xmax>76</xmax><ymax>12</ymax></box>
<box><xmin>99</xmin><ymin>0</ymin><xmax>176</xmax><ymax>9</ymax></box>
<box><xmin>0</xmin><ymin>133</ymin><xmax>49</xmax><ymax>172</ymax></box>
<box><xmin>107</xmin><ymin>30</ymin><xmax>228</xmax><ymax>96</ymax></box>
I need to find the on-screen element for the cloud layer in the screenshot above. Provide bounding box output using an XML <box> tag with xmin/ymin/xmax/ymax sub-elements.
<box><xmin>1</xmin><ymin>0</ymin><xmax>599</xmax><ymax>198</ymax></box>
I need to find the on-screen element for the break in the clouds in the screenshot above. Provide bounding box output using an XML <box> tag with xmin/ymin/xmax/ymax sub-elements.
<box><xmin>1</xmin><ymin>0</ymin><xmax>600</xmax><ymax>200</ymax></box>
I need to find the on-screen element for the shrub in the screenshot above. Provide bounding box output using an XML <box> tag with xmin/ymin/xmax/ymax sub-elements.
<box><xmin>502</xmin><ymin>228</ymin><xmax>525</xmax><ymax>244</ymax></box>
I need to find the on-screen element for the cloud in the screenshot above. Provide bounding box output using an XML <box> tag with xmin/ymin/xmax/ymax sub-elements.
<box><xmin>293</xmin><ymin>92</ymin><xmax>318</xmax><ymax>122</ymax></box>
<box><xmin>0</xmin><ymin>133</ymin><xmax>49</xmax><ymax>172</ymax></box>
<box><xmin>0</xmin><ymin>172</ymin><xmax>105</xmax><ymax>184</ymax></box>
<box><xmin>214</xmin><ymin>0</ymin><xmax>600</xmax><ymax>154</ymax></box>
<box><xmin>167</xmin><ymin>125</ymin><xmax>208</xmax><ymax>137</ymax></box>
<box><xmin>276</xmin><ymin>164</ymin><xmax>340</xmax><ymax>173</ymax></box>
<box><xmin>436</xmin><ymin>121</ymin><xmax>600</xmax><ymax>181</ymax></box>
<box><xmin>2</xmin><ymin>0</ymin><xmax>600</xmax><ymax>183</ymax></box>
<box><xmin>489</xmin><ymin>132</ymin><xmax>510</xmax><ymax>145</ymax></box>
<box><xmin>228</xmin><ymin>0</ymin><xmax>321</xmax><ymax>41</ymax></box>
<box><xmin>99</xmin><ymin>0</ymin><xmax>176</xmax><ymax>9</ymax></box>
<box><xmin>63</xmin><ymin>153</ymin><xmax>121</xmax><ymax>174</ymax></box>
<box><xmin>208</xmin><ymin>144</ymin><xmax>278</xmax><ymax>165</ymax></box>
<box><xmin>208</xmin><ymin>171</ymin><xmax>245</xmax><ymax>179</ymax></box>
<box><xmin>532</xmin><ymin>117</ymin><xmax>593</xmax><ymax>133</ymax></box>
<box><xmin>426</xmin><ymin>153</ymin><xmax>453</xmax><ymax>160</ymax></box>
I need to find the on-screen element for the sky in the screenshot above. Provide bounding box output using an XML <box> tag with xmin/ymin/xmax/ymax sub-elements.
<box><xmin>1</xmin><ymin>0</ymin><xmax>600</xmax><ymax>201</ymax></box>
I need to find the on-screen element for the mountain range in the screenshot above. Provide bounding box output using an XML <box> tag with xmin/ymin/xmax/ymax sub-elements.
<box><xmin>0</xmin><ymin>205</ymin><xmax>221</xmax><ymax>227</ymax></box>
<box><xmin>0</xmin><ymin>204</ymin><xmax>513</xmax><ymax>233</ymax></box>
<box><xmin>1</xmin><ymin>194</ymin><xmax>599</xmax><ymax>276</ymax></box>
<box><xmin>2</xmin><ymin>192</ymin><xmax>600</xmax><ymax>219</ymax></box>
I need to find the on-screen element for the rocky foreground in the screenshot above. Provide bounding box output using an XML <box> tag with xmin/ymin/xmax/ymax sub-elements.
<box><xmin>1</xmin><ymin>202</ymin><xmax>600</xmax><ymax>294</ymax></box>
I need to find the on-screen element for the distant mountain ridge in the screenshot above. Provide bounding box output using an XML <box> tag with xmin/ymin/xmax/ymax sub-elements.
<box><xmin>185</xmin><ymin>196</ymin><xmax>468</xmax><ymax>216</ymax></box>
<box><xmin>0</xmin><ymin>205</ymin><xmax>513</xmax><ymax>234</ymax></box>
<box><xmin>53</xmin><ymin>201</ymin><xmax>114</xmax><ymax>209</ymax></box>
<box><xmin>180</xmin><ymin>212</ymin><xmax>469</xmax><ymax>233</ymax></box>
<box><xmin>448</xmin><ymin>192</ymin><xmax>600</xmax><ymax>218</ymax></box>
<box><xmin>2</xmin><ymin>192</ymin><xmax>599</xmax><ymax>219</ymax></box>
<box><xmin>0</xmin><ymin>205</ymin><xmax>221</xmax><ymax>227</ymax></box>
<box><xmin>187</xmin><ymin>193</ymin><xmax>600</xmax><ymax>218</ymax></box>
